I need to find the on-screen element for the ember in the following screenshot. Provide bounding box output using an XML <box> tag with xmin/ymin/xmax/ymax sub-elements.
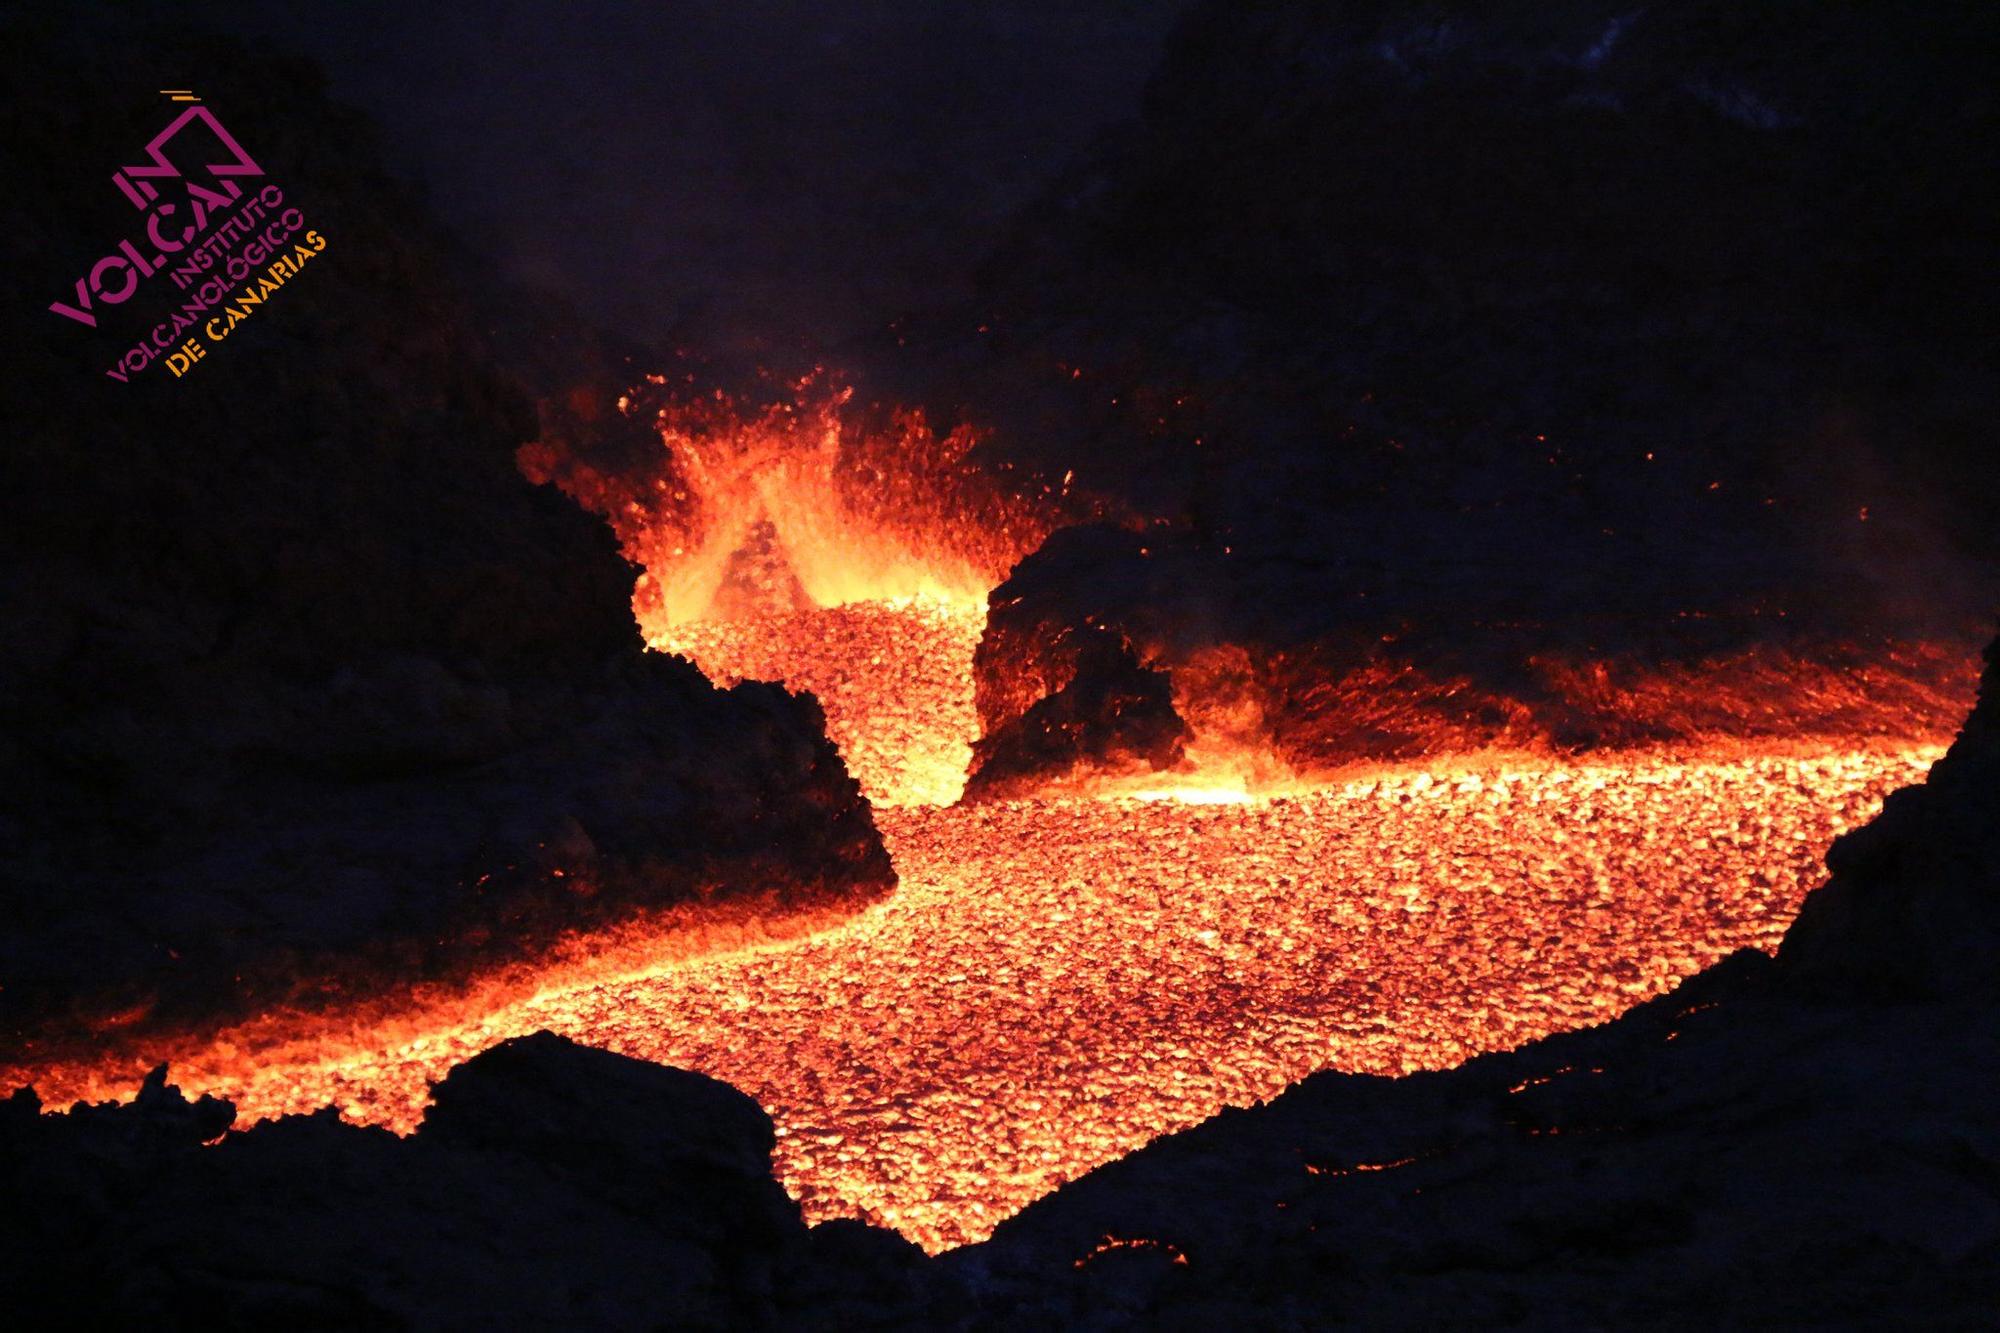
<box><xmin>517</xmin><ymin>372</ymin><xmax>1079</xmax><ymax>635</ymax></box>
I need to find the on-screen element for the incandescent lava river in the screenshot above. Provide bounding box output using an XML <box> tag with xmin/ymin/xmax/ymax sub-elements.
<box><xmin>10</xmin><ymin>380</ymin><xmax>1978</xmax><ymax>1253</ymax></box>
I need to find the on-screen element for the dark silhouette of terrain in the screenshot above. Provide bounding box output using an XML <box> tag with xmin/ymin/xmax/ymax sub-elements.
<box><xmin>0</xmin><ymin>17</ymin><xmax>890</xmax><ymax>1061</ymax></box>
<box><xmin>8</xmin><ymin>637</ymin><xmax>1997</xmax><ymax>1325</ymax></box>
<box><xmin>854</xmin><ymin>0</ymin><xmax>2000</xmax><ymax>791</ymax></box>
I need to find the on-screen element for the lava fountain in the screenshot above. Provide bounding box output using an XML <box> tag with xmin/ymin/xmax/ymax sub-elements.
<box><xmin>8</xmin><ymin>374</ymin><xmax>1979</xmax><ymax>1253</ymax></box>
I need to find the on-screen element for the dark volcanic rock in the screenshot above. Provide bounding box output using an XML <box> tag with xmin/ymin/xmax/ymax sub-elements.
<box><xmin>866</xmin><ymin>0</ymin><xmax>1998</xmax><ymax>786</ymax></box>
<box><xmin>966</xmin><ymin>520</ymin><xmax>1979</xmax><ymax>790</ymax></box>
<box><xmin>878</xmin><ymin>1</ymin><xmax>1999</xmax><ymax>613</ymax></box>
<box><xmin>951</xmin><ymin>635</ymin><xmax>2000</xmax><ymax>1324</ymax></box>
<box><xmin>0</xmin><ymin>17</ymin><xmax>891</xmax><ymax>1060</ymax></box>
<box><xmin>1783</xmin><ymin>632</ymin><xmax>2000</xmax><ymax>999</ymax></box>
<box><xmin>965</xmin><ymin>615</ymin><xmax>1189</xmax><ymax>801</ymax></box>
<box><xmin>959</xmin><ymin>960</ymin><xmax>2000</xmax><ymax>1327</ymax></box>
<box><xmin>423</xmin><ymin>1030</ymin><xmax>796</xmax><ymax>1241</ymax></box>
<box><xmin>0</xmin><ymin>1033</ymin><xmax>930</xmax><ymax>1329</ymax></box>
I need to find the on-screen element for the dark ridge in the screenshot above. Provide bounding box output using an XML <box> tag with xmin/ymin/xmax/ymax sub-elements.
<box><xmin>0</xmin><ymin>16</ymin><xmax>891</xmax><ymax>1061</ymax></box>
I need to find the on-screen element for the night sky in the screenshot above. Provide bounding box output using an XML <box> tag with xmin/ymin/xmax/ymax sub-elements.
<box><xmin>177</xmin><ymin>0</ymin><xmax>1187</xmax><ymax>355</ymax></box>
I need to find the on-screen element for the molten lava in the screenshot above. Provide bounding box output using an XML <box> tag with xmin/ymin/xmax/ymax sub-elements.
<box><xmin>518</xmin><ymin>370</ymin><xmax>1079</xmax><ymax>634</ymax></box>
<box><xmin>7</xmin><ymin>378</ymin><xmax>1979</xmax><ymax>1255</ymax></box>
<box><xmin>655</xmin><ymin>598</ymin><xmax>984</xmax><ymax>807</ymax></box>
<box><xmin>7</xmin><ymin>734</ymin><xmax>1942</xmax><ymax>1251</ymax></box>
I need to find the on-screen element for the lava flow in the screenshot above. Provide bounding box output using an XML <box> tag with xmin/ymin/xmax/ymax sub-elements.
<box><xmin>7</xmin><ymin>380</ymin><xmax>1976</xmax><ymax>1254</ymax></box>
<box><xmin>10</xmin><ymin>718</ymin><xmax>1945</xmax><ymax>1252</ymax></box>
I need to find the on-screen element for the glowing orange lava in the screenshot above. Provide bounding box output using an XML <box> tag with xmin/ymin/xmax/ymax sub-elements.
<box><xmin>7</xmin><ymin>380</ymin><xmax>1978</xmax><ymax>1256</ymax></box>
<box><xmin>654</xmin><ymin>598</ymin><xmax>984</xmax><ymax>807</ymax></box>
<box><xmin>518</xmin><ymin>371</ymin><xmax>1077</xmax><ymax>635</ymax></box>
<box><xmin>9</xmin><ymin>686</ymin><xmax>1942</xmax><ymax>1249</ymax></box>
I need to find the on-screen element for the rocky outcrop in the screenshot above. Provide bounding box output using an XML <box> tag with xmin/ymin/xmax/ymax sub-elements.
<box><xmin>1782</xmin><ymin>632</ymin><xmax>2000</xmax><ymax>999</ymax></box>
<box><xmin>0</xmin><ymin>18</ymin><xmax>891</xmax><ymax>1060</ymax></box>
<box><xmin>967</xmin><ymin>522</ymin><xmax>1979</xmax><ymax>790</ymax></box>
<box><xmin>873</xmin><ymin>0</ymin><xmax>1997</xmax><ymax>788</ymax></box>
<box><xmin>957</xmin><ymin>953</ymin><xmax>2000</xmax><ymax>1327</ymax></box>
<box><xmin>0</xmin><ymin>1033</ymin><xmax>934</xmax><ymax>1328</ymax></box>
<box><xmin>966</xmin><ymin>603</ymin><xmax>1188</xmax><ymax>800</ymax></box>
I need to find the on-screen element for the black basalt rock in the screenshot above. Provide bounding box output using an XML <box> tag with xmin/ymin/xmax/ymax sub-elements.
<box><xmin>0</xmin><ymin>17</ymin><xmax>894</xmax><ymax>1060</ymax></box>
<box><xmin>1782</xmin><ymin>631</ymin><xmax>2000</xmax><ymax>1000</ymax></box>
<box><xmin>1</xmin><ymin>1034</ymin><xmax>935</xmax><ymax>1329</ymax></box>
<box><xmin>422</xmin><ymin>1030</ymin><xmax>798</xmax><ymax>1245</ymax></box>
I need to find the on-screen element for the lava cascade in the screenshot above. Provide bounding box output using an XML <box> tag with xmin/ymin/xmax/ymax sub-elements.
<box><xmin>656</xmin><ymin>599</ymin><xmax>986</xmax><ymax>807</ymax></box>
<box><xmin>517</xmin><ymin>370</ymin><xmax>1083</xmax><ymax>634</ymax></box>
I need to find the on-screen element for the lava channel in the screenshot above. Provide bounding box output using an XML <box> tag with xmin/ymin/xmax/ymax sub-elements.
<box><xmin>9</xmin><ymin>595</ymin><xmax>1950</xmax><ymax>1252</ymax></box>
